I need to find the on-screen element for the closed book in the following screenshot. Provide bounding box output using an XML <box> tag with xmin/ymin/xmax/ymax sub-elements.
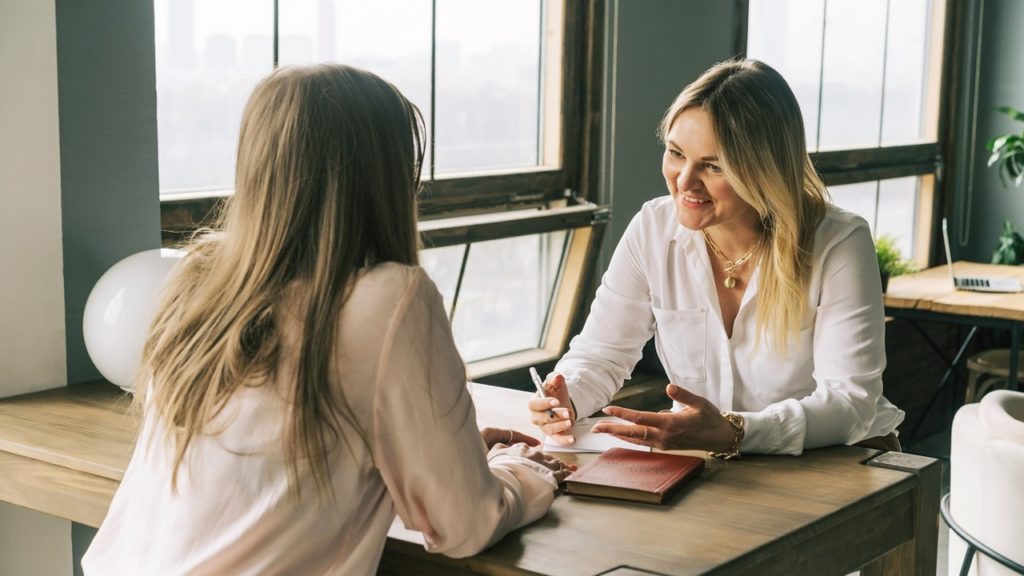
<box><xmin>564</xmin><ymin>447</ymin><xmax>705</xmax><ymax>504</ymax></box>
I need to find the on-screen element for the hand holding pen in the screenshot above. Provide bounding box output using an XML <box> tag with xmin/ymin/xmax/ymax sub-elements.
<box><xmin>526</xmin><ymin>368</ymin><xmax>578</xmax><ymax>446</ymax></box>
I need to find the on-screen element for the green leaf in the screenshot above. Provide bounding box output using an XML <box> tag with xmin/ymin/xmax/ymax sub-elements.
<box><xmin>997</xmin><ymin>106</ymin><xmax>1024</xmax><ymax>122</ymax></box>
<box><xmin>875</xmin><ymin>235</ymin><xmax>916</xmax><ymax>276</ymax></box>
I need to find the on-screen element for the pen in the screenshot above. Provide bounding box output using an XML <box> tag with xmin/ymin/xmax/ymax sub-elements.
<box><xmin>529</xmin><ymin>367</ymin><xmax>558</xmax><ymax>419</ymax></box>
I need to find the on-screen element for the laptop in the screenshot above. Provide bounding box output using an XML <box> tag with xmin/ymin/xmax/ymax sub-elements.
<box><xmin>942</xmin><ymin>218</ymin><xmax>1024</xmax><ymax>293</ymax></box>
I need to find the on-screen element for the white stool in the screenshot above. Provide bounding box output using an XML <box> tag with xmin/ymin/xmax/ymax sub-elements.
<box><xmin>948</xmin><ymin>390</ymin><xmax>1024</xmax><ymax>575</ymax></box>
<box><xmin>965</xmin><ymin>349</ymin><xmax>1024</xmax><ymax>404</ymax></box>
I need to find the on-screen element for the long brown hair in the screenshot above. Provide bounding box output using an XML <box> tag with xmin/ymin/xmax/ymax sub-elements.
<box><xmin>659</xmin><ymin>59</ymin><xmax>828</xmax><ymax>354</ymax></box>
<box><xmin>141</xmin><ymin>64</ymin><xmax>425</xmax><ymax>497</ymax></box>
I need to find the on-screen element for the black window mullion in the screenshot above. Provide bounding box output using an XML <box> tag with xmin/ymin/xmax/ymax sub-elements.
<box><xmin>448</xmin><ymin>243</ymin><xmax>472</xmax><ymax>324</ymax></box>
<box><xmin>815</xmin><ymin>0</ymin><xmax>829</xmax><ymax>151</ymax></box>
<box><xmin>877</xmin><ymin>0</ymin><xmax>891</xmax><ymax>147</ymax></box>
<box><xmin>535</xmin><ymin>0</ymin><xmax>545</xmax><ymax>166</ymax></box>
<box><xmin>429</xmin><ymin>0</ymin><xmax>438</xmax><ymax>180</ymax></box>
<box><xmin>273</xmin><ymin>0</ymin><xmax>279</xmax><ymax>68</ymax></box>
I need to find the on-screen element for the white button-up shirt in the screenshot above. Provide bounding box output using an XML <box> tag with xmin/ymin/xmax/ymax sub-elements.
<box><xmin>557</xmin><ymin>195</ymin><xmax>904</xmax><ymax>455</ymax></box>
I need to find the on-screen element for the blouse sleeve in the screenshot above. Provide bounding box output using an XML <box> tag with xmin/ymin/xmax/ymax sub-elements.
<box><xmin>555</xmin><ymin>211</ymin><xmax>657</xmax><ymax>420</ymax></box>
<box><xmin>371</xmin><ymin>269</ymin><xmax>557</xmax><ymax>558</ymax></box>
<box><xmin>737</xmin><ymin>224</ymin><xmax>889</xmax><ymax>454</ymax></box>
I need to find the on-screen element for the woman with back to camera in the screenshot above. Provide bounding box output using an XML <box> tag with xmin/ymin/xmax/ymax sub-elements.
<box><xmin>529</xmin><ymin>59</ymin><xmax>904</xmax><ymax>458</ymax></box>
<box><xmin>82</xmin><ymin>64</ymin><xmax>571</xmax><ymax>575</ymax></box>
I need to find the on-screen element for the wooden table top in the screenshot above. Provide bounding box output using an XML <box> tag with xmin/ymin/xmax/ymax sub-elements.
<box><xmin>0</xmin><ymin>382</ymin><xmax>937</xmax><ymax>575</ymax></box>
<box><xmin>885</xmin><ymin>261</ymin><xmax>1024</xmax><ymax>321</ymax></box>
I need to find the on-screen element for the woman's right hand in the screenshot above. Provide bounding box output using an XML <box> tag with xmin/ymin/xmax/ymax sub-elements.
<box><xmin>490</xmin><ymin>442</ymin><xmax>577</xmax><ymax>483</ymax></box>
<box><xmin>527</xmin><ymin>373</ymin><xmax>577</xmax><ymax>446</ymax></box>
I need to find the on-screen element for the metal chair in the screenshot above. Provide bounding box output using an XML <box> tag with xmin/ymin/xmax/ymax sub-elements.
<box><xmin>941</xmin><ymin>493</ymin><xmax>1024</xmax><ymax>576</ymax></box>
<box><xmin>965</xmin><ymin>349</ymin><xmax>1024</xmax><ymax>403</ymax></box>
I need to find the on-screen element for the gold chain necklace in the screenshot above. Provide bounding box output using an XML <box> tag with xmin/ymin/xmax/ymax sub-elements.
<box><xmin>702</xmin><ymin>229</ymin><xmax>761</xmax><ymax>289</ymax></box>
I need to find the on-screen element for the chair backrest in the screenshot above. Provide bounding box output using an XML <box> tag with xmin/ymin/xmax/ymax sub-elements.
<box><xmin>949</xmin><ymin>390</ymin><xmax>1024</xmax><ymax>575</ymax></box>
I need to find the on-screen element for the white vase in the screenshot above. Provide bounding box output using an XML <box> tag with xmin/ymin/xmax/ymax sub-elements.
<box><xmin>82</xmin><ymin>248</ymin><xmax>184</xmax><ymax>392</ymax></box>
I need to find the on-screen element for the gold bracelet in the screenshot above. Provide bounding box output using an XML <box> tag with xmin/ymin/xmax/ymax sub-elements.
<box><xmin>709</xmin><ymin>412</ymin><xmax>745</xmax><ymax>460</ymax></box>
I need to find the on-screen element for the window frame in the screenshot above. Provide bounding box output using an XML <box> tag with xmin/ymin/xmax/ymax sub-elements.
<box><xmin>160</xmin><ymin>0</ymin><xmax>602</xmax><ymax>238</ymax></box>
<box><xmin>736</xmin><ymin>0</ymin><xmax>957</xmax><ymax>269</ymax></box>
<box><xmin>158</xmin><ymin>0</ymin><xmax>606</xmax><ymax>386</ymax></box>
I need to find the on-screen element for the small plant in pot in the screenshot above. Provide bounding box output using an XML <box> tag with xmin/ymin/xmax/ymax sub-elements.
<box><xmin>987</xmin><ymin>106</ymin><xmax>1024</xmax><ymax>264</ymax></box>
<box><xmin>987</xmin><ymin>106</ymin><xmax>1024</xmax><ymax>188</ymax></box>
<box><xmin>991</xmin><ymin>220</ymin><xmax>1024</xmax><ymax>265</ymax></box>
<box><xmin>875</xmin><ymin>235</ymin><xmax>916</xmax><ymax>293</ymax></box>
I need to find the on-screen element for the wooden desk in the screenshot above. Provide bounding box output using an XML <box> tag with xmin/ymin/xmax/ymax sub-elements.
<box><xmin>0</xmin><ymin>382</ymin><xmax>939</xmax><ymax>575</ymax></box>
<box><xmin>884</xmin><ymin>262</ymin><xmax>1024</xmax><ymax>440</ymax></box>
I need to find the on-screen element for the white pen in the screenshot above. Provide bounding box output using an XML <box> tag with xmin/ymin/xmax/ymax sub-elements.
<box><xmin>529</xmin><ymin>367</ymin><xmax>558</xmax><ymax>419</ymax></box>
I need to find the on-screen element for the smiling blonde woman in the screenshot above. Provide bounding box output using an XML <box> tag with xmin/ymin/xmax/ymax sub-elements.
<box><xmin>528</xmin><ymin>59</ymin><xmax>904</xmax><ymax>458</ymax></box>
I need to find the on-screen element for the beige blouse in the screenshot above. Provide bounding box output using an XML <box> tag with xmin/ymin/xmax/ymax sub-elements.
<box><xmin>82</xmin><ymin>263</ymin><xmax>557</xmax><ymax>575</ymax></box>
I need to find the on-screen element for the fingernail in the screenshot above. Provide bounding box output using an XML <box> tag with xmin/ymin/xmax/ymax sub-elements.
<box><xmin>567</xmin><ymin>437</ymin><xmax>575</xmax><ymax>445</ymax></box>
<box><xmin>549</xmin><ymin>399</ymin><xmax>558</xmax><ymax>407</ymax></box>
<box><xmin>563</xmin><ymin>421</ymin><xmax>573</xmax><ymax>430</ymax></box>
<box><xmin>601</xmin><ymin>407</ymin><xmax>612</xmax><ymax>414</ymax></box>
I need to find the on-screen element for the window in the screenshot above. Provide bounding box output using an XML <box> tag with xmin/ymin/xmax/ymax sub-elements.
<box><xmin>154</xmin><ymin>0</ymin><xmax>575</xmax><ymax>214</ymax></box>
<box><xmin>419</xmin><ymin>204</ymin><xmax>608</xmax><ymax>377</ymax></box>
<box><xmin>155</xmin><ymin>1</ymin><xmax>603</xmax><ymax>382</ymax></box>
<box><xmin>746</xmin><ymin>0</ymin><xmax>948</xmax><ymax>266</ymax></box>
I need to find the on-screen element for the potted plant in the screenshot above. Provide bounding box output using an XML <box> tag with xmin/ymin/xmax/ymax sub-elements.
<box><xmin>875</xmin><ymin>235</ymin><xmax>916</xmax><ymax>293</ymax></box>
<box><xmin>987</xmin><ymin>106</ymin><xmax>1024</xmax><ymax>188</ymax></box>
<box><xmin>991</xmin><ymin>220</ymin><xmax>1024</xmax><ymax>265</ymax></box>
<box><xmin>986</xmin><ymin>106</ymin><xmax>1024</xmax><ymax>264</ymax></box>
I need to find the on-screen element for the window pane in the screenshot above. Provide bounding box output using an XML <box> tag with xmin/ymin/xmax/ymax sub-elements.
<box><xmin>420</xmin><ymin>244</ymin><xmax>465</xmax><ymax>317</ymax></box>
<box><xmin>434</xmin><ymin>0</ymin><xmax>542</xmax><ymax>175</ymax></box>
<box><xmin>874</xmin><ymin>177</ymin><xmax>919</xmax><ymax>259</ymax></box>
<box><xmin>451</xmin><ymin>231</ymin><xmax>567</xmax><ymax>362</ymax></box>
<box><xmin>748</xmin><ymin>0</ymin><xmax>942</xmax><ymax>151</ymax></box>
<box><xmin>154</xmin><ymin>0</ymin><xmax>273</xmax><ymax>195</ymax></box>
<box><xmin>831</xmin><ymin>177</ymin><xmax>919</xmax><ymax>260</ymax></box>
<box><xmin>818</xmin><ymin>0</ymin><xmax>887</xmax><ymax>150</ymax></box>
<box><xmin>278</xmin><ymin>0</ymin><xmax>433</xmax><ymax>169</ymax></box>
<box><xmin>880</xmin><ymin>0</ymin><xmax>931</xmax><ymax>145</ymax></box>
<box><xmin>831</xmin><ymin>181</ymin><xmax>878</xmax><ymax>235</ymax></box>
<box><xmin>746</xmin><ymin>0</ymin><xmax>825</xmax><ymax>150</ymax></box>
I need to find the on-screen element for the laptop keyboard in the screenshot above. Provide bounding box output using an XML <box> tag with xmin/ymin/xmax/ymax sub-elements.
<box><xmin>955</xmin><ymin>277</ymin><xmax>990</xmax><ymax>288</ymax></box>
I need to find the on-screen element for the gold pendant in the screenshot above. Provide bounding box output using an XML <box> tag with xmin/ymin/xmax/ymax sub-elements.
<box><xmin>724</xmin><ymin>275</ymin><xmax>736</xmax><ymax>289</ymax></box>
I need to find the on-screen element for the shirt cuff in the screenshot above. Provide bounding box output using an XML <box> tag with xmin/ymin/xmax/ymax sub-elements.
<box><xmin>736</xmin><ymin>400</ymin><xmax>805</xmax><ymax>455</ymax></box>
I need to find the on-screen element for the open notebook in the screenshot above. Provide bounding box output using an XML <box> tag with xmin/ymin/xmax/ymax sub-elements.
<box><xmin>942</xmin><ymin>218</ymin><xmax>1023</xmax><ymax>293</ymax></box>
<box><xmin>543</xmin><ymin>416</ymin><xmax>651</xmax><ymax>453</ymax></box>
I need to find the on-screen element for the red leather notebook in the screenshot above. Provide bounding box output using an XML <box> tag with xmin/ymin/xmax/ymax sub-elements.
<box><xmin>564</xmin><ymin>448</ymin><xmax>705</xmax><ymax>504</ymax></box>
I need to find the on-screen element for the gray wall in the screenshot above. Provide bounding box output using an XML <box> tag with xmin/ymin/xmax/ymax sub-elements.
<box><xmin>54</xmin><ymin>0</ymin><xmax>161</xmax><ymax>572</ymax></box>
<box><xmin>953</xmin><ymin>0</ymin><xmax>1024</xmax><ymax>262</ymax></box>
<box><xmin>597</xmin><ymin>0</ymin><xmax>739</xmax><ymax>267</ymax></box>
<box><xmin>56</xmin><ymin>0</ymin><xmax>162</xmax><ymax>385</ymax></box>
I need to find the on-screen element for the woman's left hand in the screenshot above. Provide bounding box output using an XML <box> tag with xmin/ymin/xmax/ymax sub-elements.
<box><xmin>480</xmin><ymin>427</ymin><xmax>542</xmax><ymax>450</ymax></box>
<box><xmin>590</xmin><ymin>384</ymin><xmax>737</xmax><ymax>452</ymax></box>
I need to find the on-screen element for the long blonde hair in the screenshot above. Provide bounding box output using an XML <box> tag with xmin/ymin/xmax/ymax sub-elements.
<box><xmin>141</xmin><ymin>64</ymin><xmax>425</xmax><ymax>496</ymax></box>
<box><xmin>659</xmin><ymin>59</ymin><xmax>828</xmax><ymax>354</ymax></box>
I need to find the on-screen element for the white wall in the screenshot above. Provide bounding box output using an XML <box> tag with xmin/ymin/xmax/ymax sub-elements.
<box><xmin>0</xmin><ymin>0</ymin><xmax>68</xmax><ymax>397</ymax></box>
<box><xmin>0</xmin><ymin>2</ymin><xmax>72</xmax><ymax>574</ymax></box>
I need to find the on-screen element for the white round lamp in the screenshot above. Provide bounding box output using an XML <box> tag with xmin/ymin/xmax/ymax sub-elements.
<box><xmin>83</xmin><ymin>248</ymin><xmax>184</xmax><ymax>392</ymax></box>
